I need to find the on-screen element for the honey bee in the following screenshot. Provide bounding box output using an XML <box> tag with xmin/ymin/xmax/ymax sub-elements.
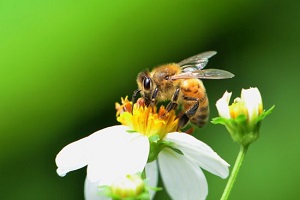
<box><xmin>133</xmin><ymin>51</ymin><xmax>234</xmax><ymax>128</ymax></box>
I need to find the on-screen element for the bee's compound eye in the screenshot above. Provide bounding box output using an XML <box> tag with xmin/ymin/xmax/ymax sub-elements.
<box><xmin>143</xmin><ymin>76</ymin><xmax>151</xmax><ymax>90</ymax></box>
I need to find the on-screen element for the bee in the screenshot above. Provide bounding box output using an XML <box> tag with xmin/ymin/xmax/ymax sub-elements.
<box><xmin>132</xmin><ymin>51</ymin><xmax>234</xmax><ymax>128</ymax></box>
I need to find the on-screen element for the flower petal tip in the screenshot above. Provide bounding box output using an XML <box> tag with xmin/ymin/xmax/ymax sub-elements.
<box><xmin>221</xmin><ymin>168</ymin><xmax>230</xmax><ymax>179</ymax></box>
<box><xmin>215</xmin><ymin>91</ymin><xmax>232</xmax><ymax>119</ymax></box>
<box><xmin>56</xmin><ymin>168</ymin><xmax>67</xmax><ymax>177</ymax></box>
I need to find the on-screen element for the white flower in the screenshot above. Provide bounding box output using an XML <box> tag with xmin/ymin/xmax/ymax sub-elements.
<box><xmin>216</xmin><ymin>87</ymin><xmax>263</xmax><ymax>122</ymax></box>
<box><xmin>56</xmin><ymin>125</ymin><xmax>229</xmax><ymax>200</ymax></box>
<box><xmin>56</xmin><ymin>97</ymin><xmax>229</xmax><ymax>200</ymax></box>
<box><xmin>213</xmin><ymin>87</ymin><xmax>273</xmax><ymax>146</ymax></box>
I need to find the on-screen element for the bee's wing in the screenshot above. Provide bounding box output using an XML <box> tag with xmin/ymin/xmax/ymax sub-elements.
<box><xmin>178</xmin><ymin>51</ymin><xmax>217</xmax><ymax>71</ymax></box>
<box><xmin>170</xmin><ymin>69</ymin><xmax>234</xmax><ymax>80</ymax></box>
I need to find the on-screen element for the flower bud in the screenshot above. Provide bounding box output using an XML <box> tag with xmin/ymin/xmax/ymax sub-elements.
<box><xmin>110</xmin><ymin>174</ymin><xmax>146</xmax><ymax>199</ymax></box>
<box><xmin>213</xmin><ymin>87</ymin><xmax>274</xmax><ymax>146</ymax></box>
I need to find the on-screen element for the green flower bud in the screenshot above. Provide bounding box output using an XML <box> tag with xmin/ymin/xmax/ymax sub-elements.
<box><xmin>110</xmin><ymin>174</ymin><xmax>145</xmax><ymax>199</ymax></box>
<box><xmin>212</xmin><ymin>87</ymin><xmax>274</xmax><ymax>146</ymax></box>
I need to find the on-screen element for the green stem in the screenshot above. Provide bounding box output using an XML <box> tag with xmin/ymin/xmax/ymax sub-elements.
<box><xmin>141</xmin><ymin>169</ymin><xmax>151</xmax><ymax>200</ymax></box>
<box><xmin>220</xmin><ymin>144</ymin><xmax>249</xmax><ymax>200</ymax></box>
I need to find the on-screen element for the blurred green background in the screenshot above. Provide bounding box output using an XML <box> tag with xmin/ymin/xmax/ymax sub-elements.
<box><xmin>1</xmin><ymin>1</ymin><xmax>299</xmax><ymax>199</ymax></box>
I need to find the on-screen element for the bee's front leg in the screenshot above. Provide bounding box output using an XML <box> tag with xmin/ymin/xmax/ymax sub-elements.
<box><xmin>166</xmin><ymin>88</ymin><xmax>180</xmax><ymax>112</ymax></box>
<box><xmin>150</xmin><ymin>87</ymin><xmax>159</xmax><ymax>106</ymax></box>
<box><xmin>131</xmin><ymin>89</ymin><xmax>141</xmax><ymax>104</ymax></box>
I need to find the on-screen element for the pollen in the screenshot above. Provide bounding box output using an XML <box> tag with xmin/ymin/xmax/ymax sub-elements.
<box><xmin>116</xmin><ymin>97</ymin><xmax>179</xmax><ymax>138</ymax></box>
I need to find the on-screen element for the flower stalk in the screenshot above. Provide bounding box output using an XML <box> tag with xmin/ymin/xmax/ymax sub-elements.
<box><xmin>220</xmin><ymin>144</ymin><xmax>248</xmax><ymax>200</ymax></box>
<box><xmin>213</xmin><ymin>87</ymin><xmax>274</xmax><ymax>200</ymax></box>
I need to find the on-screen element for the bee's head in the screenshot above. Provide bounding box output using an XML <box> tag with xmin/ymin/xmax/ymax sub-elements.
<box><xmin>137</xmin><ymin>70</ymin><xmax>155</xmax><ymax>105</ymax></box>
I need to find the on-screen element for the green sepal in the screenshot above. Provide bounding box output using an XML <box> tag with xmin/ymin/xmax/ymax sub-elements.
<box><xmin>148</xmin><ymin>134</ymin><xmax>160</xmax><ymax>143</ymax></box>
<box><xmin>147</xmin><ymin>135</ymin><xmax>182</xmax><ymax>163</ymax></box>
<box><xmin>126</xmin><ymin>130</ymin><xmax>138</xmax><ymax>133</ymax></box>
<box><xmin>212</xmin><ymin>105</ymin><xmax>275</xmax><ymax>146</ymax></box>
<box><xmin>168</xmin><ymin>146</ymin><xmax>183</xmax><ymax>155</ymax></box>
<box><xmin>212</xmin><ymin>114</ymin><xmax>258</xmax><ymax>146</ymax></box>
<box><xmin>145</xmin><ymin>185</ymin><xmax>163</xmax><ymax>192</ymax></box>
<box><xmin>212</xmin><ymin>114</ymin><xmax>247</xmax><ymax>126</ymax></box>
<box><xmin>255</xmin><ymin>105</ymin><xmax>275</xmax><ymax>123</ymax></box>
<box><xmin>211</xmin><ymin>116</ymin><xmax>228</xmax><ymax>125</ymax></box>
<box><xmin>147</xmin><ymin>140</ymin><xmax>169</xmax><ymax>163</ymax></box>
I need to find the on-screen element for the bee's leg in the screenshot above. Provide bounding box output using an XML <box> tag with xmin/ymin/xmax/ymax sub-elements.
<box><xmin>166</xmin><ymin>88</ymin><xmax>180</xmax><ymax>112</ymax></box>
<box><xmin>150</xmin><ymin>87</ymin><xmax>159</xmax><ymax>105</ymax></box>
<box><xmin>183</xmin><ymin>96</ymin><xmax>199</xmax><ymax>117</ymax></box>
<box><xmin>178</xmin><ymin>96</ymin><xmax>199</xmax><ymax>128</ymax></box>
<box><xmin>131</xmin><ymin>89</ymin><xmax>141</xmax><ymax>103</ymax></box>
<box><xmin>178</xmin><ymin>113</ymin><xmax>190</xmax><ymax>129</ymax></box>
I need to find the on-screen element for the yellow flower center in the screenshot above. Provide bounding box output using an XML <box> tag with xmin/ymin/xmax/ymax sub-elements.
<box><xmin>229</xmin><ymin>98</ymin><xmax>248</xmax><ymax>119</ymax></box>
<box><xmin>115</xmin><ymin>97</ymin><xmax>179</xmax><ymax>138</ymax></box>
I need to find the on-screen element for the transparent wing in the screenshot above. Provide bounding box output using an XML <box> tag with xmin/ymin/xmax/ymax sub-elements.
<box><xmin>178</xmin><ymin>51</ymin><xmax>217</xmax><ymax>71</ymax></box>
<box><xmin>170</xmin><ymin>69</ymin><xmax>234</xmax><ymax>80</ymax></box>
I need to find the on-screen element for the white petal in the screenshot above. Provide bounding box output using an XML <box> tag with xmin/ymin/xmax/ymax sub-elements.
<box><xmin>241</xmin><ymin>87</ymin><xmax>262</xmax><ymax>122</ymax></box>
<box><xmin>55</xmin><ymin>132</ymin><xmax>93</xmax><ymax>176</ymax></box>
<box><xmin>87</xmin><ymin>128</ymin><xmax>149</xmax><ymax>184</ymax></box>
<box><xmin>164</xmin><ymin>132</ymin><xmax>229</xmax><ymax>178</ymax></box>
<box><xmin>55</xmin><ymin>125</ymin><xmax>128</xmax><ymax>177</ymax></box>
<box><xmin>55</xmin><ymin>125</ymin><xmax>148</xmax><ymax>179</ymax></box>
<box><xmin>158</xmin><ymin>148</ymin><xmax>208</xmax><ymax>200</ymax></box>
<box><xmin>145</xmin><ymin>161</ymin><xmax>159</xmax><ymax>200</ymax></box>
<box><xmin>84</xmin><ymin>177</ymin><xmax>111</xmax><ymax>200</ymax></box>
<box><xmin>216</xmin><ymin>91</ymin><xmax>232</xmax><ymax>119</ymax></box>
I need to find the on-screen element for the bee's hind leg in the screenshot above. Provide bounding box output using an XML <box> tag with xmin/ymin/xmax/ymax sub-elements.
<box><xmin>183</xmin><ymin>96</ymin><xmax>200</xmax><ymax>117</ymax></box>
<box><xmin>178</xmin><ymin>113</ymin><xmax>190</xmax><ymax>129</ymax></box>
<box><xmin>177</xmin><ymin>96</ymin><xmax>199</xmax><ymax>128</ymax></box>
